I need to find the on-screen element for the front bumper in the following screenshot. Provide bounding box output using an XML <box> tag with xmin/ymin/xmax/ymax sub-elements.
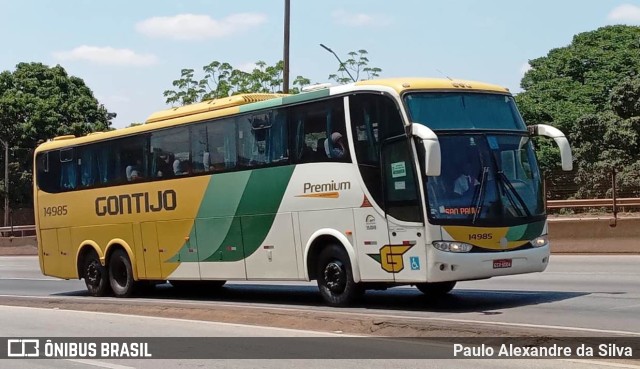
<box><xmin>425</xmin><ymin>244</ymin><xmax>550</xmax><ymax>282</ymax></box>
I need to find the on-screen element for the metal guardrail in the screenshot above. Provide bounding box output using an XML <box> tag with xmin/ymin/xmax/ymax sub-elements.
<box><xmin>0</xmin><ymin>225</ymin><xmax>36</xmax><ymax>237</ymax></box>
<box><xmin>547</xmin><ymin>198</ymin><xmax>640</xmax><ymax>209</ymax></box>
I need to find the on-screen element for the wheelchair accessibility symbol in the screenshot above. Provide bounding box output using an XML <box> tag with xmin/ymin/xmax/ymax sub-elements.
<box><xmin>410</xmin><ymin>257</ymin><xmax>420</xmax><ymax>271</ymax></box>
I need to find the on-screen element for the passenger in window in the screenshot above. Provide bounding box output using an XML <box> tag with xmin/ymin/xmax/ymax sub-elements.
<box><xmin>453</xmin><ymin>162</ymin><xmax>480</xmax><ymax>196</ymax></box>
<box><xmin>173</xmin><ymin>158</ymin><xmax>191</xmax><ymax>175</ymax></box>
<box><xmin>173</xmin><ymin>159</ymin><xmax>184</xmax><ymax>175</ymax></box>
<box><xmin>156</xmin><ymin>154</ymin><xmax>173</xmax><ymax>178</ymax></box>
<box><xmin>129</xmin><ymin>170</ymin><xmax>143</xmax><ymax>181</ymax></box>
<box><xmin>126</xmin><ymin>159</ymin><xmax>142</xmax><ymax>181</ymax></box>
<box><xmin>324</xmin><ymin>132</ymin><xmax>347</xmax><ymax>159</ymax></box>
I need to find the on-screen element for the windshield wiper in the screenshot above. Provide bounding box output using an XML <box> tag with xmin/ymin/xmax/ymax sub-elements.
<box><xmin>483</xmin><ymin>135</ymin><xmax>532</xmax><ymax>218</ymax></box>
<box><xmin>471</xmin><ymin>166</ymin><xmax>489</xmax><ymax>224</ymax></box>
<box><xmin>496</xmin><ymin>171</ymin><xmax>532</xmax><ymax>217</ymax></box>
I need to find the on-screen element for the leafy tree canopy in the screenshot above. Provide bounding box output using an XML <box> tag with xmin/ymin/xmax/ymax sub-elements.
<box><xmin>164</xmin><ymin>50</ymin><xmax>381</xmax><ymax>107</ymax></box>
<box><xmin>516</xmin><ymin>25</ymin><xmax>640</xmax><ymax>197</ymax></box>
<box><xmin>327</xmin><ymin>49</ymin><xmax>382</xmax><ymax>84</ymax></box>
<box><xmin>163</xmin><ymin>60</ymin><xmax>311</xmax><ymax>106</ymax></box>
<box><xmin>0</xmin><ymin>62</ymin><xmax>114</xmax><ymax>207</ymax></box>
<box><xmin>571</xmin><ymin>76</ymin><xmax>640</xmax><ymax>198</ymax></box>
<box><xmin>517</xmin><ymin>25</ymin><xmax>640</xmax><ymax>134</ymax></box>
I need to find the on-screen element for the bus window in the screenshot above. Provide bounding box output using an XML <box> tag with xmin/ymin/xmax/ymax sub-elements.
<box><xmin>36</xmin><ymin>151</ymin><xmax>61</xmax><ymax>193</ymax></box>
<box><xmin>191</xmin><ymin>118</ymin><xmax>237</xmax><ymax>173</ymax></box>
<box><xmin>237</xmin><ymin>109</ymin><xmax>289</xmax><ymax>168</ymax></box>
<box><xmin>79</xmin><ymin>144</ymin><xmax>116</xmax><ymax>188</ymax></box>
<box><xmin>293</xmin><ymin>98</ymin><xmax>348</xmax><ymax>164</ymax></box>
<box><xmin>59</xmin><ymin>148</ymin><xmax>77</xmax><ymax>190</ymax></box>
<box><xmin>150</xmin><ymin>127</ymin><xmax>189</xmax><ymax>177</ymax></box>
<box><xmin>349</xmin><ymin>93</ymin><xmax>406</xmax><ymax>207</ymax></box>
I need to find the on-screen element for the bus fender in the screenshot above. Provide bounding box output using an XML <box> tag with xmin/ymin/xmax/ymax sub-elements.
<box><xmin>105</xmin><ymin>239</ymin><xmax>139</xmax><ymax>281</ymax></box>
<box><xmin>303</xmin><ymin>229</ymin><xmax>361</xmax><ymax>283</ymax></box>
<box><xmin>75</xmin><ymin>241</ymin><xmax>103</xmax><ymax>279</ymax></box>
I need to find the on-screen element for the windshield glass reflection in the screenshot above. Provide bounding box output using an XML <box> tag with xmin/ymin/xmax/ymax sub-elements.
<box><xmin>425</xmin><ymin>134</ymin><xmax>544</xmax><ymax>226</ymax></box>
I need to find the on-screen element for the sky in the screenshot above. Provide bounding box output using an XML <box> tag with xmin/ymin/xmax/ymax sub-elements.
<box><xmin>1</xmin><ymin>0</ymin><xmax>640</xmax><ymax>129</ymax></box>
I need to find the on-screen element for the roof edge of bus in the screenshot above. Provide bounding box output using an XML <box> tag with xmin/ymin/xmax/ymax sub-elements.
<box><xmin>52</xmin><ymin>134</ymin><xmax>76</xmax><ymax>141</ymax></box>
<box><xmin>145</xmin><ymin>93</ymin><xmax>289</xmax><ymax>124</ymax></box>
<box><xmin>354</xmin><ymin>77</ymin><xmax>510</xmax><ymax>94</ymax></box>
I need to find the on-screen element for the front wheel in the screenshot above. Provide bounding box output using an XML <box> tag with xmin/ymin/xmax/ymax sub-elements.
<box><xmin>416</xmin><ymin>281</ymin><xmax>456</xmax><ymax>296</ymax></box>
<box><xmin>83</xmin><ymin>249</ymin><xmax>110</xmax><ymax>297</ymax></box>
<box><xmin>316</xmin><ymin>245</ymin><xmax>363</xmax><ymax>306</ymax></box>
<box><xmin>108</xmin><ymin>249</ymin><xmax>135</xmax><ymax>298</ymax></box>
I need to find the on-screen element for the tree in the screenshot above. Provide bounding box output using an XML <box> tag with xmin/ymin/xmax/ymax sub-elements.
<box><xmin>163</xmin><ymin>60</ymin><xmax>310</xmax><ymax>106</ymax></box>
<box><xmin>0</xmin><ymin>62</ymin><xmax>114</xmax><ymax>209</ymax></box>
<box><xmin>163</xmin><ymin>50</ymin><xmax>382</xmax><ymax>107</ymax></box>
<box><xmin>518</xmin><ymin>26</ymin><xmax>640</xmax><ymax>134</ymax></box>
<box><xmin>570</xmin><ymin>77</ymin><xmax>640</xmax><ymax>198</ymax></box>
<box><xmin>516</xmin><ymin>25</ymin><xmax>640</xmax><ymax>196</ymax></box>
<box><xmin>327</xmin><ymin>49</ymin><xmax>382</xmax><ymax>84</ymax></box>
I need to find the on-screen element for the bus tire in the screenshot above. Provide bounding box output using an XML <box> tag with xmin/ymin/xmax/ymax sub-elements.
<box><xmin>83</xmin><ymin>249</ymin><xmax>110</xmax><ymax>297</ymax></box>
<box><xmin>416</xmin><ymin>281</ymin><xmax>456</xmax><ymax>296</ymax></box>
<box><xmin>316</xmin><ymin>244</ymin><xmax>362</xmax><ymax>307</ymax></box>
<box><xmin>108</xmin><ymin>249</ymin><xmax>135</xmax><ymax>298</ymax></box>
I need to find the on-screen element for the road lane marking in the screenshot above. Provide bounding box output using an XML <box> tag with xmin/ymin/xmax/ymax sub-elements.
<box><xmin>611</xmin><ymin>303</ymin><xmax>640</xmax><ymax>310</ymax></box>
<box><xmin>0</xmin><ymin>277</ymin><xmax>62</xmax><ymax>281</ymax></box>
<box><xmin>1</xmin><ymin>294</ymin><xmax>639</xmax><ymax>337</ymax></box>
<box><xmin>561</xmin><ymin>359</ymin><xmax>640</xmax><ymax>369</ymax></box>
<box><xmin>65</xmin><ymin>359</ymin><xmax>134</xmax><ymax>369</ymax></box>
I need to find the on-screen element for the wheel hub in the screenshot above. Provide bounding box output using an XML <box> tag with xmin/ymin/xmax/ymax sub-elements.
<box><xmin>86</xmin><ymin>261</ymin><xmax>100</xmax><ymax>286</ymax></box>
<box><xmin>324</xmin><ymin>261</ymin><xmax>346</xmax><ymax>293</ymax></box>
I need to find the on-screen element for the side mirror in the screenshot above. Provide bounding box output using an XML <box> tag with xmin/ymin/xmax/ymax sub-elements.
<box><xmin>411</xmin><ymin>124</ymin><xmax>441</xmax><ymax>176</ymax></box>
<box><xmin>528</xmin><ymin>124</ymin><xmax>573</xmax><ymax>171</ymax></box>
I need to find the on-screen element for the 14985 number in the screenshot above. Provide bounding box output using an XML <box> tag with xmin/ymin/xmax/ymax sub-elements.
<box><xmin>43</xmin><ymin>205</ymin><xmax>68</xmax><ymax>217</ymax></box>
<box><xmin>469</xmin><ymin>233</ymin><xmax>493</xmax><ymax>241</ymax></box>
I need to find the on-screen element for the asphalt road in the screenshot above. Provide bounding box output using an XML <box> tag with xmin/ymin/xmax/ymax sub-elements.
<box><xmin>1</xmin><ymin>305</ymin><xmax>636</xmax><ymax>369</ymax></box>
<box><xmin>1</xmin><ymin>255</ymin><xmax>639</xmax><ymax>335</ymax></box>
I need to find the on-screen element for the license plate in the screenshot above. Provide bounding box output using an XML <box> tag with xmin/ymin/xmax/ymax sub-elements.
<box><xmin>493</xmin><ymin>259</ymin><xmax>512</xmax><ymax>269</ymax></box>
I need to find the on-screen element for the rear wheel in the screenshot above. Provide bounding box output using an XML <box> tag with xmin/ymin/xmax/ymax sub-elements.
<box><xmin>83</xmin><ymin>249</ymin><xmax>109</xmax><ymax>297</ymax></box>
<box><xmin>416</xmin><ymin>281</ymin><xmax>456</xmax><ymax>296</ymax></box>
<box><xmin>108</xmin><ymin>249</ymin><xmax>135</xmax><ymax>298</ymax></box>
<box><xmin>316</xmin><ymin>244</ymin><xmax>363</xmax><ymax>306</ymax></box>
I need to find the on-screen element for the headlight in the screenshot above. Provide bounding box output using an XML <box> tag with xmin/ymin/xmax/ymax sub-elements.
<box><xmin>433</xmin><ymin>241</ymin><xmax>473</xmax><ymax>253</ymax></box>
<box><xmin>531</xmin><ymin>236</ymin><xmax>549</xmax><ymax>248</ymax></box>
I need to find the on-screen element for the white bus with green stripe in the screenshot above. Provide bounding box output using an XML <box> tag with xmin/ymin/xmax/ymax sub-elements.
<box><xmin>33</xmin><ymin>78</ymin><xmax>573</xmax><ymax>306</ymax></box>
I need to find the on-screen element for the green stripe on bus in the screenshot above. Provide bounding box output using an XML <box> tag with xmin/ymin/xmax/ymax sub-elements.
<box><xmin>167</xmin><ymin>172</ymin><xmax>251</xmax><ymax>262</ymax></box>
<box><xmin>505</xmin><ymin>220</ymin><xmax>545</xmax><ymax>241</ymax></box>
<box><xmin>201</xmin><ymin>165</ymin><xmax>295</xmax><ymax>262</ymax></box>
<box><xmin>519</xmin><ymin>220</ymin><xmax>545</xmax><ymax>241</ymax></box>
<box><xmin>281</xmin><ymin>89</ymin><xmax>330</xmax><ymax>105</ymax></box>
<box><xmin>505</xmin><ymin>224</ymin><xmax>527</xmax><ymax>241</ymax></box>
<box><xmin>238</xmin><ymin>97</ymin><xmax>285</xmax><ymax>113</ymax></box>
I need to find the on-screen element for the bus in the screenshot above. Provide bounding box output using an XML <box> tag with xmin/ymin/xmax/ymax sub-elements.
<box><xmin>33</xmin><ymin>78</ymin><xmax>573</xmax><ymax>306</ymax></box>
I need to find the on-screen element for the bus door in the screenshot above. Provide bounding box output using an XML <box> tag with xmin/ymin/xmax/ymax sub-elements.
<box><xmin>381</xmin><ymin>137</ymin><xmax>427</xmax><ymax>283</ymax></box>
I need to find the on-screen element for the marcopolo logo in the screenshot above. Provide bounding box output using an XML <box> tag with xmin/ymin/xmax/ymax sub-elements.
<box><xmin>95</xmin><ymin>190</ymin><xmax>177</xmax><ymax>216</ymax></box>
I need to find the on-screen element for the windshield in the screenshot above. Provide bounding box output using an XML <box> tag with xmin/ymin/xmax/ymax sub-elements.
<box><xmin>404</xmin><ymin>92</ymin><xmax>526</xmax><ymax>131</ymax></box>
<box><xmin>424</xmin><ymin>134</ymin><xmax>544</xmax><ymax>226</ymax></box>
